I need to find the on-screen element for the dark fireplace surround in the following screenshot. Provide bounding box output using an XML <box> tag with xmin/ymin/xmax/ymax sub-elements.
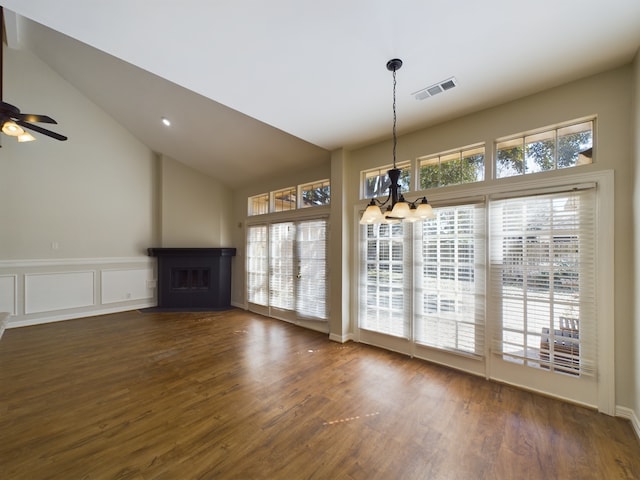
<box><xmin>148</xmin><ymin>248</ymin><xmax>236</xmax><ymax>310</ymax></box>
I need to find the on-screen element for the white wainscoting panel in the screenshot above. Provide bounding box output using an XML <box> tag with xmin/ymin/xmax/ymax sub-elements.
<box><xmin>0</xmin><ymin>275</ymin><xmax>17</xmax><ymax>315</ymax></box>
<box><xmin>25</xmin><ymin>271</ymin><xmax>95</xmax><ymax>314</ymax></box>
<box><xmin>101</xmin><ymin>268</ymin><xmax>154</xmax><ymax>304</ymax></box>
<box><xmin>0</xmin><ymin>257</ymin><xmax>155</xmax><ymax>327</ymax></box>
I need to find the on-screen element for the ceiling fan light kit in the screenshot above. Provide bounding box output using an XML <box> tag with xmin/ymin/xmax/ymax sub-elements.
<box><xmin>359</xmin><ymin>59</ymin><xmax>435</xmax><ymax>225</ymax></box>
<box><xmin>1</xmin><ymin>119</ymin><xmax>22</xmax><ymax>136</ymax></box>
<box><xmin>18</xmin><ymin>131</ymin><xmax>36</xmax><ymax>142</ymax></box>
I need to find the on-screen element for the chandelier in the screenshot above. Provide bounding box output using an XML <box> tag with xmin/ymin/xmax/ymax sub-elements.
<box><xmin>360</xmin><ymin>59</ymin><xmax>435</xmax><ymax>224</ymax></box>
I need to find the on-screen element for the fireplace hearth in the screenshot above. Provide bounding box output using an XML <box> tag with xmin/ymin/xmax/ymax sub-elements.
<box><xmin>148</xmin><ymin>248</ymin><xmax>236</xmax><ymax>309</ymax></box>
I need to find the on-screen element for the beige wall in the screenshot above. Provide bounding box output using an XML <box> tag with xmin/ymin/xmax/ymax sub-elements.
<box><xmin>0</xmin><ymin>46</ymin><xmax>235</xmax><ymax>260</ymax></box>
<box><xmin>0</xmin><ymin>46</ymin><xmax>158</xmax><ymax>259</ymax></box>
<box><xmin>345</xmin><ymin>65</ymin><xmax>635</xmax><ymax>409</ymax></box>
<box><xmin>632</xmin><ymin>49</ymin><xmax>640</xmax><ymax>424</ymax></box>
<box><xmin>159</xmin><ymin>155</ymin><xmax>232</xmax><ymax>248</ymax></box>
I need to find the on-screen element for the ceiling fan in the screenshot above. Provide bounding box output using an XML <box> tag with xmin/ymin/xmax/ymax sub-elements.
<box><xmin>0</xmin><ymin>7</ymin><xmax>67</xmax><ymax>143</ymax></box>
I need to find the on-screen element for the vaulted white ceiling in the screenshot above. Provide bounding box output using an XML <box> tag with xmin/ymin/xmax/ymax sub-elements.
<box><xmin>2</xmin><ymin>1</ymin><xmax>640</xmax><ymax>189</ymax></box>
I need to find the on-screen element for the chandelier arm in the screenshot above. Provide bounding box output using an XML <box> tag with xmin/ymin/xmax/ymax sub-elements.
<box><xmin>370</xmin><ymin>192</ymin><xmax>393</xmax><ymax>207</ymax></box>
<box><xmin>407</xmin><ymin>197</ymin><xmax>419</xmax><ymax>208</ymax></box>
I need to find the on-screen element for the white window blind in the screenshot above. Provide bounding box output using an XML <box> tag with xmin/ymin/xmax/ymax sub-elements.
<box><xmin>269</xmin><ymin>222</ymin><xmax>295</xmax><ymax>311</ymax></box>
<box><xmin>296</xmin><ymin>219</ymin><xmax>328</xmax><ymax>320</ymax></box>
<box><xmin>248</xmin><ymin>219</ymin><xmax>328</xmax><ymax>321</ymax></box>
<box><xmin>247</xmin><ymin>225</ymin><xmax>268</xmax><ymax>306</ymax></box>
<box><xmin>489</xmin><ymin>188</ymin><xmax>596</xmax><ymax>376</ymax></box>
<box><xmin>359</xmin><ymin>223</ymin><xmax>409</xmax><ymax>338</ymax></box>
<box><xmin>415</xmin><ymin>203</ymin><xmax>485</xmax><ymax>355</ymax></box>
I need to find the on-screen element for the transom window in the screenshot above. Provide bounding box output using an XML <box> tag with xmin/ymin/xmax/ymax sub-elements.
<box><xmin>301</xmin><ymin>180</ymin><xmax>330</xmax><ymax>208</ymax></box>
<box><xmin>496</xmin><ymin>120</ymin><xmax>593</xmax><ymax>178</ymax></box>
<box><xmin>273</xmin><ymin>187</ymin><xmax>297</xmax><ymax>212</ymax></box>
<box><xmin>363</xmin><ymin>161</ymin><xmax>411</xmax><ymax>199</ymax></box>
<box><xmin>249</xmin><ymin>194</ymin><xmax>269</xmax><ymax>216</ymax></box>
<box><xmin>360</xmin><ymin>119</ymin><xmax>595</xmax><ymax>199</ymax></box>
<box><xmin>248</xmin><ymin>179</ymin><xmax>331</xmax><ymax>216</ymax></box>
<box><xmin>419</xmin><ymin>145</ymin><xmax>485</xmax><ymax>189</ymax></box>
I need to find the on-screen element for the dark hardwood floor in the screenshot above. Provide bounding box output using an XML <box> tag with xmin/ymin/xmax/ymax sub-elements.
<box><xmin>0</xmin><ymin>309</ymin><xmax>638</xmax><ymax>479</ymax></box>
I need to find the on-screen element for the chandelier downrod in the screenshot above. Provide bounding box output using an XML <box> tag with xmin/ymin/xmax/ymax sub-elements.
<box><xmin>387</xmin><ymin>59</ymin><xmax>402</xmax><ymax>171</ymax></box>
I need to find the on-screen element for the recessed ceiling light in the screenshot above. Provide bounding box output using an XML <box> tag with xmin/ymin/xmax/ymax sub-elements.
<box><xmin>161</xmin><ymin>117</ymin><xmax>171</xmax><ymax>126</ymax></box>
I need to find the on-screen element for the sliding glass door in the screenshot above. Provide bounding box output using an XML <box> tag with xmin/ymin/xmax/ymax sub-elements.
<box><xmin>296</xmin><ymin>219</ymin><xmax>328</xmax><ymax>320</ymax></box>
<box><xmin>488</xmin><ymin>188</ymin><xmax>597</xmax><ymax>405</ymax></box>
<box><xmin>247</xmin><ymin>218</ymin><xmax>328</xmax><ymax>323</ymax></box>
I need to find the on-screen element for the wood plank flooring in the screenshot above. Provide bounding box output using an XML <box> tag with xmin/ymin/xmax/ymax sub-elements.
<box><xmin>0</xmin><ymin>309</ymin><xmax>639</xmax><ymax>479</ymax></box>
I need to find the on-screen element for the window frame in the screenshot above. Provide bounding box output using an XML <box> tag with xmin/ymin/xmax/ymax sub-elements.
<box><xmin>361</xmin><ymin>161</ymin><xmax>411</xmax><ymax>200</ymax></box>
<box><xmin>495</xmin><ymin>119</ymin><xmax>594</xmax><ymax>179</ymax></box>
<box><xmin>354</xmin><ymin>168</ymin><xmax>615</xmax><ymax>413</ymax></box>
<box><xmin>246</xmin><ymin>215</ymin><xmax>330</xmax><ymax>327</ymax></box>
<box><xmin>248</xmin><ymin>179</ymin><xmax>331</xmax><ymax>216</ymax></box>
<box><xmin>488</xmin><ymin>188</ymin><xmax>596</xmax><ymax>376</ymax></box>
<box><xmin>418</xmin><ymin>144</ymin><xmax>485</xmax><ymax>190</ymax></box>
<box><xmin>272</xmin><ymin>187</ymin><xmax>297</xmax><ymax>213</ymax></box>
<box><xmin>358</xmin><ymin>200</ymin><xmax>486</xmax><ymax>357</ymax></box>
<box><xmin>248</xmin><ymin>193</ymin><xmax>269</xmax><ymax>216</ymax></box>
<box><xmin>414</xmin><ymin>201</ymin><xmax>486</xmax><ymax>356</ymax></box>
<box><xmin>300</xmin><ymin>179</ymin><xmax>331</xmax><ymax>208</ymax></box>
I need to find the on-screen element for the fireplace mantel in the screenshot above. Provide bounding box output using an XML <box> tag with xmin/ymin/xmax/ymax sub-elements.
<box><xmin>147</xmin><ymin>248</ymin><xmax>236</xmax><ymax>257</ymax></box>
<box><xmin>148</xmin><ymin>247</ymin><xmax>236</xmax><ymax>309</ymax></box>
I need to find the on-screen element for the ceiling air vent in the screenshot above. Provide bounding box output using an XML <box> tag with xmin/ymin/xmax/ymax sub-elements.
<box><xmin>413</xmin><ymin>77</ymin><xmax>457</xmax><ymax>100</ymax></box>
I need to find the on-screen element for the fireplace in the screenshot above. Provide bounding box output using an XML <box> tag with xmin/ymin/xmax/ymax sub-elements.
<box><xmin>148</xmin><ymin>248</ymin><xmax>236</xmax><ymax>309</ymax></box>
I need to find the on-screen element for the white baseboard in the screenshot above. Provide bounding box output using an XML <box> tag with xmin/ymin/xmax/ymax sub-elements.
<box><xmin>0</xmin><ymin>312</ymin><xmax>9</xmax><ymax>339</ymax></box>
<box><xmin>329</xmin><ymin>332</ymin><xmax>354</xmax><ymax>343</ymax></box>
<box><xmin>7</xmin><ymin>302</ymin><xmax>155</xmax><ymax>329</ymax></box>
<box><xmin>616</xmin><ymin>406</ymin><xmax>640</xmax><ymax>442</ymax></box>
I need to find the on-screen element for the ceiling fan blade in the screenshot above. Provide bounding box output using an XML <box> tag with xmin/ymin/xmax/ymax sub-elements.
<box><xmin>0</xmin><ymin>101</ymin><xmax>20</xmax><ymax>117</ymax></box>
<box><xmin>16</xmin><ymin>120</ymin><xmax>68</xmax><ymax>141</ymax></box>
<box><xmin>1</xmin><ymin>103</ymin><xmax>58</xmax><ymax>124</ymax></box>
<box><xmin>19</xmin><ymin>113</ymin><xmax>58</xmax><ymax>124</ymax></box>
